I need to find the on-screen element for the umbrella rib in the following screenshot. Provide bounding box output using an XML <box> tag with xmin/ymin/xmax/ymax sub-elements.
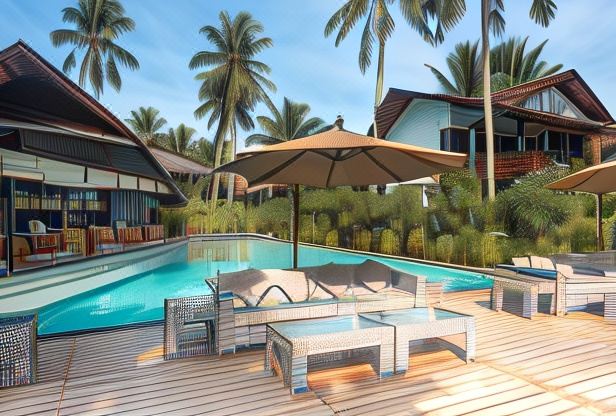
<box><xmin>249</xmin><ymin>150</ymin><xmax>307</xmax><ymax>185</ymax></box>
<box><xmin>363</xmin><ymin>150</ymin><xmax>403</xmax><ymax>182</ymax></box>
<box><xmin>325</xmin><ymin>150</ymin><xmax>340</xmax><ymax>187</ymax></box>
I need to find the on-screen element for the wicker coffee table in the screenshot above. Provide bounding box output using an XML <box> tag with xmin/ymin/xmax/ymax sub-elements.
<box><xmin>265</xmin><ymin>316</ymin><xmax>395</xmax><ymax>394</ymax></box>
<box><xmin>360</xmin><ymin>308</ymin><xmax>475</xmax><ymax>374</ymax></box>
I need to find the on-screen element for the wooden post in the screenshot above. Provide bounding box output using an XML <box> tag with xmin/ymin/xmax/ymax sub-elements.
<box><xmin>292</xmin><ymin>184</ymin><xmax>299</xmax><ymax>269</ymax></box>
<box><xmin>597</xmin><ymin>193</ymin><xmax>604</xmax><ymax>252</ymax></box>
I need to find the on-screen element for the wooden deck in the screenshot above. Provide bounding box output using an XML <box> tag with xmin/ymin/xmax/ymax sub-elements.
<box><xmin>3</xmin><ymin>289</ymin><xmax>616</xmax><ymax>415</ymax></box>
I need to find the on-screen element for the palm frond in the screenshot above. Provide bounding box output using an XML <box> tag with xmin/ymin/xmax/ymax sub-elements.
<box><xmin>529</xmin><ymin>0</ymin><xmax>557</xmax><ymax>27</ymax></box>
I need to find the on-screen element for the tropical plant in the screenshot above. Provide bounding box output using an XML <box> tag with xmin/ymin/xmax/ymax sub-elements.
<box><xmin>427</xmin><ymin>36</ymin><xmax>562</xmax><ymax>97</ymax></box>
<box><xmin>50</xmin><ymin>0</ymin><xmax>139</xmax><ymax>98</ymax></box>
<box><xmin>188</xmin><ymin>137</ymin><xmax>215</xmax><ymax>167</ymax></box>
<box><xmin>496</xmin><ymin>167</ymin><xmax>571</xmax><ymax>239</ymax></box>
<box><xmin>189</xmin><ymin>11</ymin><xmax>276</xmax><ymax>203</ymax></box>
<box><xmin>324</xmin><ymin>0</ymin><xmax>465</xmax><ymax>137</ymax></box>
<box><xmin>490</xmin><ymin>36</ymin><xmax>562</xmax><ymax>89</ymax></box>
<box><xmin>165</xmin><ymin>124</ymin><xmax>196</xmax><ymax>154</ymax></box>
<box><xmin>426</xmin><ymin>40</ymin><xmax>482</xmax><ymax>97</ymax></box>
<box><xmin>125</xmin><ymin>107</ymin><xmax>167</xmax><ymax>144</ymax></box>
<box><xmin>245</xmin><ymin>97</ymin><xmax>327</xmax><ymax>146</ymax></box>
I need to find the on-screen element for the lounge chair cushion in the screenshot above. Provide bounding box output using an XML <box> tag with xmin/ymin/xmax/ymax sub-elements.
<box><xmin>512</xmin><ymin>256</ymin><xmax>531</xmax><ymax>267</ymax></box>
<box><xmin>218</xmin><ymin>268</ymin><xmax>313</xmax><ymax>307</ymax></box>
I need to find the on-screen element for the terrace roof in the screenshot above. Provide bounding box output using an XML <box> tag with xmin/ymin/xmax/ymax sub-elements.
<box><xmin>149</xmin><ymin>146</ymin><xmax>212</xmax><ymax>176</ymax></box>
<box><xmin>375</xmin><ymin>70</ymin><xmax>615</xmax><ymax>138</ymax></box>
<box><xmin>0</xmin><ymin>40</ymin><xmax>186</xmax><ymax>204</ymax></box>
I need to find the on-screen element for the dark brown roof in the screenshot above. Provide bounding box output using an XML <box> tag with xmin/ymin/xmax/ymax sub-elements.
<box><xmin>0</xmin><ymin>40</ymin><xmax>186</xmax><ymax>204</ymax></box>
<box><xmin>376</xmin><ymin>70</ymin><xmax>614</xmax><ymax>138</ymax></box>
<box><xmin>149</xmin><ymin>146</ymin><xmax>212</xmax><ymax>176</ymax></box>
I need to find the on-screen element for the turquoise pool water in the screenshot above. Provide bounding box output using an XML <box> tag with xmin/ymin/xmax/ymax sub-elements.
<box><xmin>38</xmin><ymin>238</ymin><xmax>492</xmax><ymax>335</ymax></box>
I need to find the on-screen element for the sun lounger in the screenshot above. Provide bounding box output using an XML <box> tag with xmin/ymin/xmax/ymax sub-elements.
<box><xmin>493</xmin><ymin>263</ymin><xmax>616</xmax><ymax>322</ymax></box>
<box><xmin>212</xmin><ymin>260</ymin><xmax>433</xmax><ymax>352</ymax></box>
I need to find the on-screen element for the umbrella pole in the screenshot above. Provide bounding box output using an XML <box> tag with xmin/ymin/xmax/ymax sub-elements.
<box><xmin>293</xmin><ymin>184</ymin><xmax>299</xmax><ymax>268</ymax></box>
<box><xmin>597</xmin><ymin>193</ymin><xmax>604</xmax><ymax>252</ymax></box>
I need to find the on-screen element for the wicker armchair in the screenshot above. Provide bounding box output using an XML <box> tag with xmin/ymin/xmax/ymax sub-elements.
<box><xmin>0</xmin><ymin>315</ymin><xmax>37</xmax><ymax>387</ymax></box>
<box><xmin>164</xmin><ymin>295</ymin><xmax>218</xmax><ymax>360</ymax></box>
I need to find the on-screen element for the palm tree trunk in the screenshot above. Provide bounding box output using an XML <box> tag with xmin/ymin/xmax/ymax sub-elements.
<box><xmin>481</xmin><ymin>0</ymin><xmax>496</xmax><ymax>200</ymax></box>
<box><xmin>373</xmin><ymin>41</ymin><xmax>385</xmax><ymax>138</ymax></box>
<box><xmin>226</xmin><ymin>122</ymin><xmax>236</xmax><ymax>203</ymax></box>
<box><xmin>210</xmin><ymin>69</ymin><xmax>234</xmax><ymax>204</ymax></box>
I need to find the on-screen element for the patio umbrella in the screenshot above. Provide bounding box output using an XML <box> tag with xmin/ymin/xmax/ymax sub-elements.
<box><xmin>546</xmin><ymin>160</ymin><xmax>616</xmax><ymax>251</ymax></box>
<box><xmin>214</xmin><ymin>117</ymin><xmax>467</xmax><ymax>267</ymax></box>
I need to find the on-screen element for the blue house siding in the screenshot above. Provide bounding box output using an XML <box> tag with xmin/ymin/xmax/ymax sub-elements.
<box><xmin>385</xmin><ymin>99</ymin><xmax>449</xmax><ymax>150</ymax></box>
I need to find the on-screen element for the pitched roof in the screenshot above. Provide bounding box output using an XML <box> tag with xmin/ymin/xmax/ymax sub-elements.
<box><xmin>149</xmin><ymin>146</ymin><xmax>212</xmax><ymax>176</ymax></box>
<box><xmin>375</xmin><ymin>70</ymin><xmax>614</xmax><ymax>138</ymax></box>
<box><xmin>0</xmin><ymin>40</ymin><xmax>186</xmax><ymax>204</ymax></box>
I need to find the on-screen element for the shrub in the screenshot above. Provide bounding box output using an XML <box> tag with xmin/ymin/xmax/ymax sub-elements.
<box><xmin>435</xmin><ymin>234</ymin><xmax>454</xmax><ymax>263</ymax></box>
<box><xmin>452</xmin><ymin>226</ymin><xmax>483</xmax><ymax>266</ymax></box>
<box><xmin>315</xmin><ymin>213</ymin><xmax>332</xmax><ymax>245</ymax></box>
<box><xmin>379</xmin><ymin>228</ymin><xmax>400</xmax><ymax>255</ymax></box>
<box><xmin>325</xmin><ymin>230</ymin><xmax>339</xmax><ymax>247</ymax></box>
<box><xmin>353</xmin><ymin>228</ymin><xmax>372</xmax><ymax>252</ymax></box>
<box><xmin>406</xmin><ymin>227</ymin><xmax>424</xmax><ymax>259</ymax></box>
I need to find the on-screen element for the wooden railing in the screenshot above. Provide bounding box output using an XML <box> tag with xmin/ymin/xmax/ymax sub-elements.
<box><xmin>474</xmin><ymin>151</ymin><xmax>554</xmax><ymax>180</ymax></box>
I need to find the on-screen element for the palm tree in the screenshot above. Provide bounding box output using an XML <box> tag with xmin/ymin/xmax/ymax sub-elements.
<box><xmin>490</xmin><ymin>36</ymin><xmax>562</xmax><ymax>89</ymax></box>
<box><xmin>245</xmin><ymin>97</ymin><xmax>327</xmax><ymax>146</ymax></box>
<box><xmin>165</xmin><ymin>124</ymin><xmax>196</xmax><ymax>154</ymax></box>
<box><xmin>426</xmin><ymin>40</ymin><xmax>482</xmax><ymax>97</ymax></box>
<box><xmin>50</xmin><ymin>0</ymin><xmax>139</xmax><ymax>98</ymax></box>
<box><xmin>426</xmin><ymin>36</ymin><xmax>562</xmax><ymax>97</ymax></box>
<box><xmin>325</xmin><ymin>0</ymin><xmax>465</xmax><ymax>138</ymax></box>
<box><xmin>125</xmin><ymin>107</ymin><xmax>167</xmax><ymax>144</ymax></box>
<box><xmin>189</xmin><ymin>11</ymin><xmax>275</xmax><ymax>203</ymax></box>
<box><xmin>479</xmin><ymin>0</ymin><xmax>558</xmax><ymax>200</ymax></box>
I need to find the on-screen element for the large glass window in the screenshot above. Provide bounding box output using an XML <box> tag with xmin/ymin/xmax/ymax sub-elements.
<box><xmin>521</xmin><ymin>88</ymin><xmax>586</xmax><ymax>119</ymax></box>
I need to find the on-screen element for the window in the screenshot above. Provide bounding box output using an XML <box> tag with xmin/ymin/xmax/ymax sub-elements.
<box><xmin>440</xmin><ymin>128</ymin><xmax>469</xmax><ymax>153</ymax></box>
<box><xmin>569</xmin><ymin>135</ymin><xmax>584</xmax><ymax>158</ymax></box>
<box><xmin>525</xmin><ymin>136</ymin><xmax>537</xmax><ymax>151</ymax></box>
<box><xmin>498</xmin><ymin>136</ymin><xmax>518</xmax><ymax>152</ymax></box>
<box><xmin>521</xmin><ymin>88</ymin><xmax>587</xmax><ymax>119</ymax></box>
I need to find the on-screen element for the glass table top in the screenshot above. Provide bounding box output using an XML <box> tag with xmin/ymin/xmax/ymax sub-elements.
<box><xmin>360</xmin><ymin>308</ymin><xmax>466</xmax><ymax>326</ymax></box>
<box><xmin>269</xmin><ymin>315</ymin><xmax>385</xmax><ymax>339</ymax></box>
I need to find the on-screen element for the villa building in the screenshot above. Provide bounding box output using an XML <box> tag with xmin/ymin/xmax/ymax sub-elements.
<box><xmin>375</xmin><ymin>70</ymin><xmax>616</xmax><ymax>191</ymax></box>
<box><xmin>0</xmin><ymin>40</ymin><xmax>186</xmax><ymax>273</ymax></box>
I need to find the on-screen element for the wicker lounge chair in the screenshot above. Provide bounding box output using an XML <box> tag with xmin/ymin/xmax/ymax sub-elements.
<box><xmin>163</xmin><ymin>295</ymin><xmax>217</xmax><ymax>360</ymax></box>
<box><xmin>212</xmin><ymin>260</ymin><xmax>433</xmax><ymax>352</ymax></box>
<box><xmin>492</xmin><ymin>262</ymin><xmax>616</xmax><ymax>322</ymax></box>
<box><xmin>0</xmin><ymin>315</ymin><xmax>37</xmax><ymax>387</ymax></box>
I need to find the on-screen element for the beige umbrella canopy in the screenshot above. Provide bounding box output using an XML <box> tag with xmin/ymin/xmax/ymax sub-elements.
<box><xmin>546</xmin><ymin>160</ymin><xmax>616</xmax><ymax>251</ymax></box>
<box><xmin>214</xmin><ymin>117</ymin><xmax>467</xmax><ymax>267</ymax></box>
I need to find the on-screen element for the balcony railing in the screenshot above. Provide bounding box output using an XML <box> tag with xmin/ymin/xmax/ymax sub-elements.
<box><xmin>474</xmin><ymin>151</ymin><xmax>555</xmax><ymax>180</ymax></box>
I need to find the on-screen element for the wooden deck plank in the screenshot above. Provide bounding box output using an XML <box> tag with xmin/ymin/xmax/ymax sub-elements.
<box><xmin>2</xmin><ymin>289</ymin><xmax>616</xmax><ymax>415</ymax></box>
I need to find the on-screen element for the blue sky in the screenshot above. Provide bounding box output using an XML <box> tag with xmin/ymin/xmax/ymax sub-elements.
<box><xmin>1</xmin><ymin>0</ymin><xmax>615</xmax><ymax>151</ymax></box>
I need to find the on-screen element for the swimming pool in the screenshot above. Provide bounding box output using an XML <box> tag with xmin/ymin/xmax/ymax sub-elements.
<box><xmin>37</xmin><ymin>237</ymin><xmax>492</xmax><ymax>335</ymax></box>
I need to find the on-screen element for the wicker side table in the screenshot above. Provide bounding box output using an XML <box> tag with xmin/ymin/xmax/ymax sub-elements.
<box><xmin>265</xmin><ymin>316</ymin><xmax>394</xmax><ymax>395</ymax></box>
